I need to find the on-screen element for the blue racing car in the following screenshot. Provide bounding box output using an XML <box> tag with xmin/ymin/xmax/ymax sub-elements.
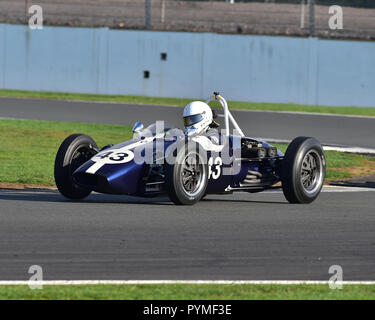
<box><xmin>54</xmin><ymin>93</ymin><xmax>326</xmax><ymax>205</ymax></box>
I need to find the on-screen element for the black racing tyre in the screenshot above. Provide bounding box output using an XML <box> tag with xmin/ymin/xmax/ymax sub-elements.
<box><xmin>54</xmin><ymin>134</ymin><xmax>98</xmax><ymax>200</ymax></box>
<box><xmin>281</xmin><ymin>137</ymin><xmax>326</xmax><ymax>204</ymax></box>
<box><xmin>165</xmin><ymin>141</ymin><xmax>208</xmax><ymax>205</ymax></box>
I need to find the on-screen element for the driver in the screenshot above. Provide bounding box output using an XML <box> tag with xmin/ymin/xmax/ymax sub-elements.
<box><xmin>183</xmin><ymin>101</ymin><xmax>219</xmax><ymax>139</ymax></box>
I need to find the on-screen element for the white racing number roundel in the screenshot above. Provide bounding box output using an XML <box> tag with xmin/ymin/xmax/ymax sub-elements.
<box><xmin>85</xmin><ymin>149</ymin><xmax>135</xmax><ymax>174</ymax></box>
<box><xmin>92</xmin><ymin>150</ymin><xmax>135</xmax><ymax>165</ymax></box>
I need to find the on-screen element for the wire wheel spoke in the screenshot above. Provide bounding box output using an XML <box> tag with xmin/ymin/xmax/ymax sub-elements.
<box><xmin>186</xmin><ymin>181</ymin><xmax>193</xmax><ymax>191</ymax></box>
<box><xmin>190</xmin><ymin>179</ymin><xmax>197</xmax><ymax>189</ymax></box>
<box><xmin>303</xmin><ymin>155</ymin><xmax>311</xmax><ymax>171</ymax></box>
<box><xmin>182</xmin><ymin>173</ymin><xmax>192</xmax><ymax>184</ymax></box>
<box><xmin>301</xmin><ymin>173</ymin><xmax>310</xmax><ymax>184</ymax></box>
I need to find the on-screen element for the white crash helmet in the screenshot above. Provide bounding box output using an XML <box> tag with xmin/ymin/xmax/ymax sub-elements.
<box><xmin>183</xmin><ymin>101</ymin><xmax>213</xmax><ymax>136</ymax></box>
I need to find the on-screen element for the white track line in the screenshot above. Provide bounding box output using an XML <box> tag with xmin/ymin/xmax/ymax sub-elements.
<box><xmin>261</xmin><ymin>186</ymin><xmax>375</xmax><ymax>194</ymax></box>
<box><xmin>323</xmin><ymin>145</ymin><xmax>375</xmax><ymax>155</ymax></box>
<box><xmin>322</xmin><ymin>186</ymin><xmax>375</xmax><ymax>192</ymax></box>
<box><xmin>256</xmin><ymin>137</ymin><xmax>375</xmax><ymax>155</ymax></box>
<box><xmin>0</xmin><ymin>280</ymin><xmax>374</xmax><ymax>285</ymax></box>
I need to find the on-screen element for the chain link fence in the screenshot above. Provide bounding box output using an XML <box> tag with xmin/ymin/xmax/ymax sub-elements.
<box><xmin>0</xmin><ymin>0</ymin><xmax>374</xmax><ymax>40</ymax></box>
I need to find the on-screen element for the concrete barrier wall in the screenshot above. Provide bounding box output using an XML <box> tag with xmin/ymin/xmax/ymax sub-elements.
<box><xmin>1</xmin><ymin>23</ymin><xmax>374</xmax><ymax>107</ymax></box>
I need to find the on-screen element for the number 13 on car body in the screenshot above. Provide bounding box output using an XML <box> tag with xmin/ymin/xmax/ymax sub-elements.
<box><xmin>208</xmin><ymin>156</ymin><xmax>222</xmax><ymax>180</ymax></box>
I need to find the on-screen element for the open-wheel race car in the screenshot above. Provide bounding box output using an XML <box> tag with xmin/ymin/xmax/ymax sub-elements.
<box><xmin>54</xmin><ymin>93</ymin><xmax>326</xmax><ymax>205</ymax></box>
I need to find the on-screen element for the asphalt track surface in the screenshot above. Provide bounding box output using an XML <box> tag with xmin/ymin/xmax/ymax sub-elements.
<box><xmin>0</xmin><ymin>187</ymin><xmax>374</xmax><ymax>280</ymax></box>
<box><xmin>0</xmin><ymin>97</ymin><xmax>374</xmax><ymax>280</ymax></box>
<box><xmin>1</xmin><ymin>97</ymin><xmax>375</xmax><ymax>149</ymax></box>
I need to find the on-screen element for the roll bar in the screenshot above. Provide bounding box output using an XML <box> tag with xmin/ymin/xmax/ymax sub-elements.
<box><xmin>205</xmin><ymin>92</ymin><xmax>245</xmax><ymax>137</ymax></box>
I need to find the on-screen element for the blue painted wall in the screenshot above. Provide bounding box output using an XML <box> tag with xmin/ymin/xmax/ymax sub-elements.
<box><xmin>1</xmin><ymin>23</ymin><xmax>374</xmax><ymax>107</ymax></box>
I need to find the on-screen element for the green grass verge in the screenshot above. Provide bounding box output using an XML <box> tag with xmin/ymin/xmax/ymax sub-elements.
<box><xmin>0</xmin><ymin>284</ymin><xmax>374</xmax><ymax>300</ymax></box>
<box><xmin>0</xmin><ymin>119</ymin><xmax>374</xmax><ymax>186</ymax></box>
<box><xmin>1</xmin><ymin>89</ymin><xmax>375</xmax><ymax>117</ymax></box>
<box><xmin>0</xmin><ymin>119</ymin><xmax>133</xmax><ymax>185</ymax></box>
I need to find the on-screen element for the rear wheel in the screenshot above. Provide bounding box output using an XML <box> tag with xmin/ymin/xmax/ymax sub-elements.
<box><xmin>281</xmin><ymin>137</ymin><xmax>326</xmax><ymax>204</ymax></box>
<box><xmin>165</xmin><ymin>142</ymin><xmax>208</xmax><ymax>205</ymax></box>
<box><xmin>54</xmin><ymin>134</ymin><xmax>98</xmax><ymax>200</ymax></box>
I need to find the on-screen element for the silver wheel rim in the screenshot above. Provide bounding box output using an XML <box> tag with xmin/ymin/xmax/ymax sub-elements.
<box><xmin>180</xmin><ymin>152</ymin><xmax>206</xmax><ymax>197</ymax></box>
<box><xmin>300</xmin><ymin>149</ymin><xmax>324</xmax><ymax>195</ymax></box>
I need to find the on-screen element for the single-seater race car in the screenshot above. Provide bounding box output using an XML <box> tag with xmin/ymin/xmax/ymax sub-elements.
<box><xmin>54</xmin><ymin>93</ymin><xmax>326</xmax><ymax>205</ymax></box>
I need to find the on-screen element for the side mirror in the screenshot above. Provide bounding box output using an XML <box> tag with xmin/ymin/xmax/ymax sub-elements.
<box><xmin>132</xmin><ymin>122</ymin><xmax>144</xmax><ymax>133</ymax></box>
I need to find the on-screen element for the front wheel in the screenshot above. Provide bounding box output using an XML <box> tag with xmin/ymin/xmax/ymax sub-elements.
<box><xmin>165</xmin><ymin>142</ymin><xmax>208</xmax><ymax>205</ymax></box>
<box><xmin>281</xmin><ymin>137</ymin><xmax>326</xmax><ymax>204</ymax></box>
<box><xmin>54</xmin><ymin>134</ymin><xmax>98</xmax><ymax>200</ymax></box>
